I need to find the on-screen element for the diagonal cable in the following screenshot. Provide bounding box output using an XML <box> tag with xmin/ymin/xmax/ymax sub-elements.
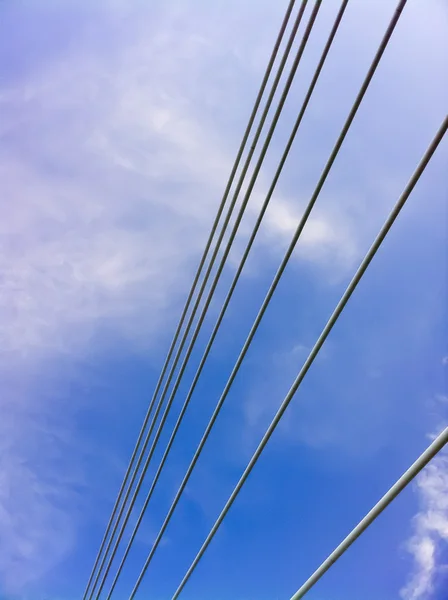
<box><xmin>104</xmin><ymin>1</ymin><xmax>349</xmax><ymax>597</ymax></box>
<box><xmin>88</xmin><ymin>1</ymin><xmax>310</xmax><ymax>598</ymax></box>
<box><xmin>126</xmin><ymin>2</ymin><xmax>409</xmax><ymax>598</ymax></box>
<box><xmin>95</xmin><ymin>1</ymin><xmax>315</xmax><ymax>595</ymax></box>
<box><xmin>80</xmin><ymin>0</ymin><xmax>296</xmax><ymax>594</ymax></box>
<box><xmin>171</xmin><ymin>110</ymin><xmax>448</xmax><ymax>600</ymax></box>
<box><xmin>290</xmin><ymin>424</ymin><xmax>448</xmax><ymax>599</ymax></box>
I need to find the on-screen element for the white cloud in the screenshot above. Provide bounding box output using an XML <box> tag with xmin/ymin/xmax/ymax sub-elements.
<box><xmin>0</xmin><ymin>1</ymin><xmax>364</xmax><ymax>369</ymax></box>
<box><xmin>435</xmin><ymin>395</ymin><xmax>448</xmax><ymax>405</ymax></box>
<box><xmin>400</xmin><ymin>447</ymin><xmax>448</xmax><ymax>600</ymax></box>
<box><xmin>2</xmin><ymin>0</ymin><xmax>445</xmax><ymax>366</ymax></box>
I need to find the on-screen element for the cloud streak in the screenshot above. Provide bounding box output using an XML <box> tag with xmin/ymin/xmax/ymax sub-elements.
<box><xmin>0</xmin><ymin>2</ymin><xmax>356</xmax><ymax>368</ymax></box>
<box><xmin>401</xmin><ymin>446</ymin><xmax>448</xmax><ymax>600</ymax></box>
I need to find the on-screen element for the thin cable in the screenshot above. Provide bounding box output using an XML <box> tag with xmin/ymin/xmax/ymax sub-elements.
<box><xmin>105</xmin><ymin>2</ymin><xmax>348</xmax><ymax>597</ymax></box>
<box><xmin>91</xmin><ymin>2</ymin><xmax>309</xmax><ymax>597</ymax></box>
<box><xmin>290</xmin><ymin>425</ymin><xmax>448</xmax><ymax>600</ymax></box>
<box><xmin>171</xmin><ymin>112</ymin><xmax>448</xmax><ymax>600</ymax></box>
<box><xmin>98</xmin><ymin>2</ymin><xmax>314</xmax><ymax>595</ymax></box>
<box><xmin>128</xmin><ymin>2</ymin><xmax>409</xmax><ymax>598</ymax></box>
<box><xmin>80</xmin><ymin>1</ymin><xmax>297</xmax><ymax>595</ymax></box>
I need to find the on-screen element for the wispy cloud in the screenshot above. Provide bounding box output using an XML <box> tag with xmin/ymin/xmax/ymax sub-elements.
<box><xmin>400</xmin><ymin>444</ymin><xmax>448</xmax><ymax>600</ymax></box>
<box><xmin>0</xmin><ymin>1</ymin><xmax>363</xmax><ymax>368</ymax></box>
<box><xmin>2</xmin><ymin>0</ymin><xmax>445</xmax><ymax>365</ymax></box>
<box><xmin>401</xmin><ymin>369</ymin><xmax>448</xmax><ymax>600</ymax></box>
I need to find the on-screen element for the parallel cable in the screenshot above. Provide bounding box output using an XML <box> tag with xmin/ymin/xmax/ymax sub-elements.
<box><xmin>80</xmin><ymin>0</ymin><xmax>296</xmax><ymax>592</ymax></box>
<box><xmin>90</xmin><ymin>1</ymin><xmax>310</xmax><ymax>597</ymax></box>
<box><xmin>105</xmin><ymin>2</ymin><xmax>348</xmax><ymax>597</ymax></box>
<box><xmin>290</xmin><ymin>424</ymin><xmax>448</xmax><ymax>600</ymax></box>
<box><xmin>171</xmin><ymin>111</ymin><xmax>448</xmax><ymax>600</ymax></box>
<box><xmin>97</xmin><ymin>2</ymin><xmax>314</xmax><ymax>595</ymax></box>
<box><xmin>127</xmin><ymin>2</ymin><xmax>409</xmax><ymax>598</ymax></box>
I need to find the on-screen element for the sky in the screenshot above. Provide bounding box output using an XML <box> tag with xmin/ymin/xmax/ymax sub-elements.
<box><xmin>0</xmin><ymin>0</ymin><xmax>447</xmax><ymax>599</ymax></box>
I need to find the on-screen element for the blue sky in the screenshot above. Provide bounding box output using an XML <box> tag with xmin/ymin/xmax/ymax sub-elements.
<box><xmin>0</xmin><ymin>1</ymin><xmax>447</xmax><ymax>599</ymax></box>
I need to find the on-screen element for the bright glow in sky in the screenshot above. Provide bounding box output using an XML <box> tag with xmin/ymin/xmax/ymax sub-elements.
<box><xmin>0</xmin><ymin>1</ymin><xmax>447</xmax><ymax>599</ymax></box>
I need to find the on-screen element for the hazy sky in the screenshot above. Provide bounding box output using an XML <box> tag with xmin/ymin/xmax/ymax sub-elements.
<box><xmin>0</xmin><ymin>1</ymin><xmax>447</xmax><ymax>599</ymax></box>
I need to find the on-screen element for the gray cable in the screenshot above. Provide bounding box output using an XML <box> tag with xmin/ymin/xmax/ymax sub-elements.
<box><xmin>105</xmin><ymin>1</ymin><xmax>348</xmax><ymax>597</ymax></box>
<box><xmin>96</xmin><ymin>3</ymin><xmax>313</xmax><ymax>596</ymax></box>
<box><xmin>80</xmin><ymin>0</ymin><xmax>297</xmax><ymax>594</ymax></box>
<box><xmin>290</xmin><ymin>425</ymin><xmax>448</xmax><ymax>600</ymax></box>
<box><xmin>128</xmin><ymin>2</ymin><xmax>410</xmax><ymax>598</ymax></box>
<box><xmin>171</xmin><ymin>112</ymin><xmax>448</xmax><ymax>600</ymax></box>
<box><xmin>90</xmin><ymin>1</ymin><xmax>310</xmax><ymax>598</ymax></box>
